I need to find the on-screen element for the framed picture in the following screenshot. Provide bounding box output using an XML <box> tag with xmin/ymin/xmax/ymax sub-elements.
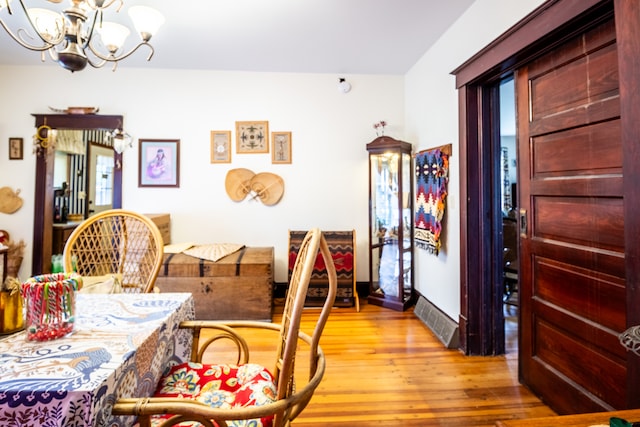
<box><xmin>138</xmin><ymin>139</ymin><xmax>180</xmax><ymax>188</ymax></box>
<box><xmin>210</xmin><ymin>130</ymin><xmax>232</xmax><ymax>163</ymax></box>
<box><xmin>271</xmin><ymin>132</ymin><xmax>292</xmax><ymax>164</ymax></box>
<box><xmin>236</xmin><ymin>121</ymin><xmax>269</xmax><ymax>153</ymax></box>
<box><xmin>9</xmin><ymin>137</ymin><xmax>23</xmax><ymax>160</ymax></box>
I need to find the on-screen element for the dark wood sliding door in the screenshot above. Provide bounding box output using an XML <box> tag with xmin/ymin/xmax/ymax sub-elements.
<box><xmin>454</xmin><ymin>0</ymin><xmax>640</xmax><ymax>413</ymax></box>
<box><xmin>516</xmin><ymin>17</ymin><xmax>627</xmax><ymax>413</ymax></box>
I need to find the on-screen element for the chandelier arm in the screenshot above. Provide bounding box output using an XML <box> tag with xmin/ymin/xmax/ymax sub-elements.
<box><xmin>79</xmin><ymin>10</ymin><xmax>101</xmax><ymax>50</ymax></box>
<box><xmin>0</xmin><ymin>20</ymin><xmax>56</xmax><ymax>52</ymax></box>
<box><xmin>85</xmin><ymin>0</ymin><xmax>122</xmax><ymax>12</ymax></box>
<box><xmin>113</xmin><ymin>0</ymin><xmax>124</xmax><ymax>13</ymax></box>
<box><xmin>87</xmin><ymin>40</ymin><xmax>156</xmax><ymax>63</ymax></box>
<box><xmin>85</xmin><ymin>55</ymin><xmax>107</xmax><ymax>69</ymax></box>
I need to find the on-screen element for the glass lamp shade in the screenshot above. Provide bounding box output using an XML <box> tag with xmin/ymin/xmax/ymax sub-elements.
<box><xmin>109</xmin><ymin>130</ymin><xmax>132</xmax><ymax>154</ymax></box>
<box><xmin>128</xmin><ymin>5</ymin><xmax>164</xmax><ymax>41</ymax></box>
<box><xmin>28</xmin><ymin>8</ymin><xmax>64</xmax><ymax>43</ymax></box>
<box><xmin>96</xmin><ymin>22</ymin><xmax>130</xmax><ymax>52</ymax></box>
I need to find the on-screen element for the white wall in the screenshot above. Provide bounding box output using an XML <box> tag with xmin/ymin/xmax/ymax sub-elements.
<box><xmin>1</xmin><ymin>0</ymin><xmax>549</xmax><ymax>321</ymax></box>
<box><xmin>404</xmin><ymin>0</ymin><xmax>546</xmax><ymax>319</ymax></box>
<box><xmin>0</xmin><ymin>66</ymin><xmax>403</xmax><ymax>283</ymax></box>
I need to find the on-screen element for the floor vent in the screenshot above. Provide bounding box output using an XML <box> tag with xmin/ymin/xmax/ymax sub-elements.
<box><xmin>414</xmin><ymin>296</ymin><xmax>459</xmax><ymax>349</ymax></box>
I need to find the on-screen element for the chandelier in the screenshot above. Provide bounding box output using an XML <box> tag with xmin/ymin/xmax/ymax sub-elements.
<box><xmin>0</xmin><ymin>0</ymin><xmax>164</xmax><ymax>72</ymax></box>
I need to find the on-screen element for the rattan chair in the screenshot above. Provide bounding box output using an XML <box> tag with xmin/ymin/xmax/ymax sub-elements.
<box><xmin>62</xmin><ymin>209</ymin><xmax>164</xmax><ymax>293</ymax></box>
<box><xmin>112</xmin><ymin>228</ymin><xmax>337</xmax><ymax>427</ymax></box>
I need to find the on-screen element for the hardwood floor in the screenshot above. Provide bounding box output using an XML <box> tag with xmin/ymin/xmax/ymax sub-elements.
<box><xmin>293</xmin><ymin>301</ymin><xmax>555</xmax><ymax>426</ymax></box>
<box><xmin>203</xmin><ymin>299</ymin><xmax>555</xmax><ymax>426</ymax></box>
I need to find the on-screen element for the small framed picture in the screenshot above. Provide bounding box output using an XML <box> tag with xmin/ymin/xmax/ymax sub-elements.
<box><xmin>138</xmin><ymin>139</ymin><xmax>180</xmax><ymax>188</ymax></box>
<box><xmin>271</xmin><ymin>132</ymin><xmax>292</xmax><ymax>164</ymax></box>
<box><xmin>236</xmin><ymin>121</ymin><xmax>269</xmax><ymax>153</ymax></box>
<box><xmin>210</xmin><ymin>130</ymin><xmax>232</xmax><ymax>163</ymax></box>
<box><xmin>9</xmin><ymin>137</ymin><xmax>23</xmax><ymax>160</ymax></box>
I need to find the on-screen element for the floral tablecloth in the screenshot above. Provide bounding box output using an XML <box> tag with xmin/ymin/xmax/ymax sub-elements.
<box><xmin>0</xmin><ymin>292</ymin><xmax>195</xmax><ymax>427</ymax></box>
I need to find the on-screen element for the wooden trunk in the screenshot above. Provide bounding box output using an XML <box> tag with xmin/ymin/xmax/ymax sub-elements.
<box><xmin>155</xmin><ymin>247</ymin><xmax>273</xmax><ymax>321</ymax></box>
<box><xmin>145</xmin><ymin>213</ymin><xmax>171</xmax><ymax>245</ymax></box>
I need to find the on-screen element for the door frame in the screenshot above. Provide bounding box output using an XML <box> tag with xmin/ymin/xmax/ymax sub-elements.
<box><xmin>453</xmin><ymin>0</ymin><xmax>640</xmax><ymax>407</ymax></box>
<box><xmin>452</xmin><ymin>0</ymin><xmax>611</xmax><ymax>354</ymax></box>
<box><xmin>31</xmin><ymin>114</ymin><xmax>123</xmax><ymax>275</ymax></box>
<box><xmin>87</xmin><ymin>142</ymin><xmax>116</xmax><ymax>216</ymax></box>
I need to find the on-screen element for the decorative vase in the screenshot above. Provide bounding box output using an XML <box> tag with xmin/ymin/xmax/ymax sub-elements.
<box><xmin>0</xmin><ymin>280</ymin><xmax>24</xmax><ymax>334</ymax></box>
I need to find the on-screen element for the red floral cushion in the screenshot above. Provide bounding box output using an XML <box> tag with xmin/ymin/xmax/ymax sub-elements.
<box><xmin>149</xmin><ymin>362</ymin><xmax>277</xmax><ymax>427</ymax></box>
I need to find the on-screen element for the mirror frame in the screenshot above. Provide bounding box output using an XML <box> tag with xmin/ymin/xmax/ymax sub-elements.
<box><xmin>32</xmin><ymin>114</ymin><xmax>123</xmax><ymax>275</ymax></box>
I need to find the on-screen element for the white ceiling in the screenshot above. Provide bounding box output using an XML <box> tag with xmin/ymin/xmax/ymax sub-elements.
<box><xmin>0</xmin><ymin>0</ymin><xmax>475</xmax><ymax>74</ymax></box>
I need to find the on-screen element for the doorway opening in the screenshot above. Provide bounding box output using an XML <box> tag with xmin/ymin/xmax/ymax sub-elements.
<box><xmin>498</xmin><ymin>77</ymin><xmax>518</xmax><ymax>354</ymax></box>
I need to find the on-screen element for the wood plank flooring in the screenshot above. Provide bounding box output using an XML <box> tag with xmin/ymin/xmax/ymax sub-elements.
<box><xmin>204</xmin><ymin>300</ymin><xmax>555</xmax><ymax>427</ymax></box>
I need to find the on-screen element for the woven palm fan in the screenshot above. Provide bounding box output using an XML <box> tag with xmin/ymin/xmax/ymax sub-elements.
<box><xmin>250</xmin><ymin>172</ymin><xmax>284</xmax><ymax>206</ymax></box>
<box><xmin>0</xmin><ymin>187</ymin><xmax>23</xmax><ymax>214</ymax></box>
<box><xmin>225</xmin><ymin>168</ymin><xmax>255</xmax><ymax>202</ymax></box>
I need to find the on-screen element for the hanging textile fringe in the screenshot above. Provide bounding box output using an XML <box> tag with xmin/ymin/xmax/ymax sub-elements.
<box><xmin>414</xmin><ymin>145</ymin><xmax>451</xmax><ymax>255</ymax></box>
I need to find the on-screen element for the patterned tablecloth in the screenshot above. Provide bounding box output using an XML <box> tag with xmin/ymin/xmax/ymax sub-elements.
<box><xmin>0</xmin><ymin>292</ymin><xmax>195</xmax><ymax>427</ymax></box>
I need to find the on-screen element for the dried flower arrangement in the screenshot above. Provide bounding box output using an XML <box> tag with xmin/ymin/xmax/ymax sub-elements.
<box><xmin>1</xmin><ymin>238</ymin><xmax>25</xmax><ymax>333</ymax></box>
<box><xmin>2</xmin><ymin>238</ymin><xmax>25</xmax><ymax>289</ymax></box>
<box><xmin>373</xmin><ymin>120</ymin><xmax>387</xmax><ymax>136</ymax></box>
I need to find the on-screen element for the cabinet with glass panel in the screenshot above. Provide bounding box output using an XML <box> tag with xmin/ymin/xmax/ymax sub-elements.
<box><xmin>367</xmin><ymin>136</ymin><xmax>414</xmax><ymax>311</ymax></box>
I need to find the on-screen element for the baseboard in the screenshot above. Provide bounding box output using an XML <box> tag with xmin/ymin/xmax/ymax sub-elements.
<box><xmin>414</xmin><ymin>295</ymin><xmax>459</xmax><ymax>349</ymax></box>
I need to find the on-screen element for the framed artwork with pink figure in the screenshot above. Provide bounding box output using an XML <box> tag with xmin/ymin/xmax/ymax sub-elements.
<box><xmin>139</xmin><ymin>139</ymin><xmax>180</xmax><ymax>188</ymax></box>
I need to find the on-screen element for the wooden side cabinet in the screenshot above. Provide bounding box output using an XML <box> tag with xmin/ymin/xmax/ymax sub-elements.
<box><xmin>52</xmin><ymin>223</ymin><xmax>79</xmax><ymax>255</ymax></box>
<box><xmin>367</xmin><ymin>136</ymin><xmax>415</xmax><ymax>311</ymax></box>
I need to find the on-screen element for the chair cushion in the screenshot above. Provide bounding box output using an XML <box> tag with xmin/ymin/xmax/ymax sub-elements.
<box><xmin>150</xmin><ymin>362</ymin><xmax>277</xmax><ymax>427</ymax></box>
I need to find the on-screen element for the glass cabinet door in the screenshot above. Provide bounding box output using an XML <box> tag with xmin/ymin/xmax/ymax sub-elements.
<box><xmin>367</xmin><ymin>136</ymin><xmax>414</xmax><ymax>311</ymax></box>
<box><xmin>369</xmin><ymin>152</ymin><xmax>400</xmax><ymax>298</ymax></box>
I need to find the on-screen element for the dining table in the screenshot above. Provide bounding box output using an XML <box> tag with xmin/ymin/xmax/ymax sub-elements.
<box><xmin>0</xmin><ymin>292</ymin><xmax>195</xmax><ymax>427</ymax></box>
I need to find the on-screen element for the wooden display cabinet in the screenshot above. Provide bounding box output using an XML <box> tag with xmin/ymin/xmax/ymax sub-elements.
<box><xmin>366</xmin><ymin>136</ymin><xmax>414</xmax><ymax>311</ymax></box>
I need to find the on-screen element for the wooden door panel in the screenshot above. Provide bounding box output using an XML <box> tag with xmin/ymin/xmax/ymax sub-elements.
<box><xmin>526</xmin><ymin>18</ymin><xmax>616</xmax><ymax>77</ymax></box>
<box><xmin>530</xmin><ymin>176</ymin><xmax>623</xmax><ymax>197</ymax></box>
<box><xmin>527</xmin><ymin>19</ymin><xmax>619</xmax><ymax>137</ymax></box>
<box><xmin>534</xmin><ymin>257</ymin><xmax>626</xmax><ymax>331</ymax></box>
<box><xmin>530</xmin><ymin>42</ymin><xmax>618</xmax><ymax>112</ymax></box>
<box><xmin>532</xmin><ymin>318</ymin><xmax>626</xmax><ymax>408</ymax></box>
<box><xmin>528</xmin><ymin>238</ymin><xmax>624</xmax><ymax>279</ymax></box>
<box><xmin>533</xmin><ymin>298</ymin><xmax>627</xmax><ymax>360</ymax></box>
<box><xmin>518</xmin><ymin>17</ymin><xmax>626</xmax><ymax>413</ymax></box>
<box><xmin>534</xmin><ymin>196</ymin><xmax>624</xmax><ymax>250</ymax></box>
<box><xmin>532</xmin><ymin>121</ymin><xmax>622</xmax><ymax>177</ymax></box>
<box><xmin>530</xmin><ymin>97</ymin><xmax>620</xmax><ymax>136</ymax></box>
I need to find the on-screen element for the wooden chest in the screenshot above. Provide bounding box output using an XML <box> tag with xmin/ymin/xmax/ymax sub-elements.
<box><xmin>155</xmin><ymin>247</ymin><xmax>274</xmax><ymax>321</ymax></box>
<box><xmin>144</xmin><ymin>213</ymin><xmax>171</xmax><ymax>245</ymax></box>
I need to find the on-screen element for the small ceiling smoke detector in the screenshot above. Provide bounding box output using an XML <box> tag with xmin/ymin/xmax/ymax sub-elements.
<box><xmin>337</xmin><ymin>78</ymin><xmax>352</xmax><ymax>94</ymax></box>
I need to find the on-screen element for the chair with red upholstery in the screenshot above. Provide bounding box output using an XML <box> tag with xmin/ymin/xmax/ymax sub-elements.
<box><xmin>112</xmin><ymin>228</ymin><xmax>337</xmax><ymax>427</ymax></box>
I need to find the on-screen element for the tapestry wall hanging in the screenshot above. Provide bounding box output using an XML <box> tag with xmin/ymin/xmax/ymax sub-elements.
<box><xmin>414</xmin><ymin>144</ymin><xmax>451</xmax><ymax>255</ymax></box>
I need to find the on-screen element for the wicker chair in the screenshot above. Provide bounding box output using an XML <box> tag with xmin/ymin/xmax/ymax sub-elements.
<box><xmin>62</xmin><ymin>209</ymin><xmax>164</xmax><ymax>293</ymax></box>
<box><xmin>112</xmin><ymin>228</ymin><xmax>337</xmax><ymax>427</ymax></box>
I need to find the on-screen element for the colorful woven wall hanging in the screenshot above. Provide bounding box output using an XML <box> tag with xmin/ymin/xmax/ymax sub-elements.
<box><xmin>414</xmin><ymin>145</ymin><xmax>451</xmax><ymax>255</ymax></box>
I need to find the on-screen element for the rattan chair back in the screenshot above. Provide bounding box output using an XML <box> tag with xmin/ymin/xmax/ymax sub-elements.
<box><xmin>62</xmin><ymin>209</ymin><xmax>164</xmax><ymax>293</ymax></box>
<box><xmin>111</xmin><ymin>228</ymin><xmax>338</xmax><ymax>427</ymax></box>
